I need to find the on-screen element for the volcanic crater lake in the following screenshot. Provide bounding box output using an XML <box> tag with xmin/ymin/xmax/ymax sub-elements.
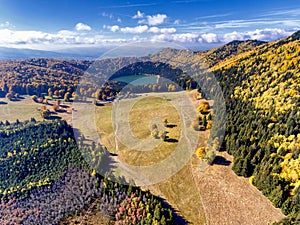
<box><xmin>112</xmin><ymin>75</ymin><xmax>159</xmax><ymax>86</ymax></box>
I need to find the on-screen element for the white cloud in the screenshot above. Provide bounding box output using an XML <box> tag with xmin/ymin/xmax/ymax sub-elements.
<box><xmin>75</xmin><ymin>22</ymin><xmax>92</xmax><ymax>31</ymax></box>
<box><xmin>57</xmin><ymin>30</ymin><xmax>76</xmax><ymax>36</ymax></box>
<box><xmin>222</xmin><ymin>31</ymin><xmax>246</xmax><ymax>42</ymax></box>
<box><xmin>120</xmin><ymin>25</ymin><xmax>149</xmax><ymax>34</ymax></box>
<box><xmin>148</xmin><ymin>27</ymin><xmax>160</xmax><ymax>33</ymax></box>
<box><xmin>0</xmin><ymin>28</ymin><xmax>125</xmax><ymax>49</ymax></box>
<box><xmin>221</xmin><ymin>28</ymin><xmax>294</xmax><ymax>42</ymax></box>
<box><xmin>110</xmin><ymin>25</ymin><xmax>120</xmax><ymax>32</ymax></box>
<box><xmin>201</xmin><ymin>33</ymin><xmax>218</xmax><ymax>43</ymax></box>
<box><xmin>146</xmin><ymin>14</ymin><xmax>167</xmax><ymax>25</ymax></box>
<box><xmin>102</xmin><ymin>12</ymin><xmax>113</xmax><ymax>19</ymax></box>
<box><xmin>0</xmin><ymin>21</ymin><xmax>13</xmax><ymax>29</ymax></box>
<box><xmin>213</xmin><ymin>19</ymin><xmax>300</xmax><ymax>29</ymax></box>
<box><xmin>160</xmin><ymin>28</ymin><xmax>177</xmax><ymax>33</ymax></box>
<box><xmin>196</xmin><ymin>13</ymin><xmax>231</xmax><ymax>20</ymax></box>
<box><xmin>134</xmin><ymin>12</ymin><xmax>168</xmax><ymax>26</ymax></box>
<box><xmin>150</xmin><ymin>34</ymin><xmax>170</xmax><ymax>42</ymax></box>
<box><xmin>172</xmin><ymin>33</ymin><xmax>200</xmax><ymax>42</ymax></box>
<box><xmin>148</xmin><ymin>27</ymin><xmax>176</xmax><ymax>34</ymax></box>
<box><xmin>108</xmin><ymin>25</ymin><xmax>176</xmax><ymax>34</ymax></box>
<box><xmin>0</xmin><ymin>26</ymin><xmax>296</xmax><ymax>51</ymax></box>
<box><xmin>133</xmin><ymin>11</ymin><xmax>144</xmax><ymax>19</ymax></box>
<box><xmin>150</xmin><ymin>28</ymin><xmax>296</xmax><ymax>44</ymax></box>
<box><xmin>151</xmin><ymin>33</ymin><xmax>199</xmax><ymax>43</ymax></box>
<box><xmin>174</xmin><ymin>20</ymin><xmax>180</xmax><ymax>25</ymax></box>
<box><xmin>262</xmin><ymin>8</ymin><xmax>300</xmax><ymax>17</ymax></box>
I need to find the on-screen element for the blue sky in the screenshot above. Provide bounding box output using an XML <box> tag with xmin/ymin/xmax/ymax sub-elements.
<box><xmin>0</xmin><ymin>0</ymin><xmax>299</xmax><ymax>51</ymax></box>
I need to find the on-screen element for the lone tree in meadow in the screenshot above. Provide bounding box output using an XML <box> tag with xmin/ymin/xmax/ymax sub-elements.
<box><xmin>40</xmin><ymin>105</ymin><xmax>51</xmax><ymax>119</ymax></box>
<box><xmin>151</xmin><ymin>128</ymin><xmax>159</xmax><ymax>139</ymax></box>
<box><xmin>64</xmin><ymin>92</ymin><xmax>71</xmax><ymax>102</ymax></box>
<box><xmin>163</xmin><ymin>118</ymin><xmax>168</xmax><ymax>127</ymax></box>
<box><xmin>159</xmin><ymin>131</ymin><xmax>167</xmax><ymax>141</ymax></box>
<box><xmin>197</xmin><ymin>101</ymin><xmax>210</xmax><ymax>114</ymax></box>
<box><xmin>152</xmin><ymin>124</ymin><xmax>158</xmax><ymax>130</ymax></box>
<box><xmin>5</xmin><ymin>93</ymin><xmax>12</xmax><ymax>101</ymax></box>
<box><xmin>196</xmin><ymin>147</ymin><xmax>216</xmax><ymax>165</ymax></box>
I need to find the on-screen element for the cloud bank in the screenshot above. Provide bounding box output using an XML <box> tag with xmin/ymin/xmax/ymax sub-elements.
<box><xmin>75</xmin><ymin>23</ymin><xmax>92</xmax><ymax>31</ymax></box>
<box><xmin>0</xmin><ymin>27</ymin><xmax>295</xmax><ymax>51</ymax></box>
<box><xmin>0</xmin><ymin>10</ymin><xmax>298</xmax><ymax>51</ymax></box>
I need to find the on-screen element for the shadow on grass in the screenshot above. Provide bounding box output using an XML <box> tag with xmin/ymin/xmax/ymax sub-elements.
<box><xmin>46</xmin><ymin>115</ymin><xmax>62</xmax><ymax>120</ymax></box>
<box><xmin>156</xmin><ymin>195</ymin><xmax>188</xmax><ymax>225</ymax></box>
<box><xmin>165</xmin><ymin>138</ymin><xmax>178</xmax><ymax>143</ymax></box>
<box><xmin>60</xmin><ymin>104</ymin><xmax>70</xmax><ymax>109</ymax></box>
<box><xmin>212</xmin><ymin>155</ymin><xmax>231</xmax><ymax>166</ymax></box>
<box><xmin>72</xmin><ymin>128</ymin><xmax>187</xmax><ymax>224</ymax></box>
<box><xmin>10</xmin><ymin>98</ymin><xmax>21</xmax><ymax>102</ymax></box>
<box><xmin>95</xmin><ymin>102</ymin><xmax>104</xmax><ymax>106</ymax></box>
<box><xmin>166</xmin><ymin>124</ymin><xmax>177</xmax><ymax>128</ymax></box>
<box><xmin>0</xmin><ymin>101</ymin><xmax>7</xmax><ymax>105</ymax></box>
<box><xmin>56</xmin><ymin>109</ymin><xmax>67</xmax><ymax>113</ymax></box>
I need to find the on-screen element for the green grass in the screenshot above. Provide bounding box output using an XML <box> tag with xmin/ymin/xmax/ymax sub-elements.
<box><xmin>0</xmin><ymin>96</ymin><xmax>73</xmax><ymax>123</ymax></box>
<box><xmin>151</xmin><ymin>162</ymin><xmax>206</xmax><ymax>225</ymax></box>
<box><xmin>95</xmin><ymin>104</ymin><xmax>116</xmax><ymax>151</ymax></box>
<box><xmin>95</xmin><ymin>92</ymin><xmax>208</xmax><ymax>224</ymax></box>
<box><xmin>0</xmin><ymin>97</ymin><xmax>41</xmax><ymax>122</ymax></box>
<box><xmin>96</xmin><ymin>95</ymin><xmax>181</xmax><ymax>166</ymax></box>
<box><xmin>120</xmin><ymin>96</ymin><xmax>180</xmax><ymax>166</ymax></box>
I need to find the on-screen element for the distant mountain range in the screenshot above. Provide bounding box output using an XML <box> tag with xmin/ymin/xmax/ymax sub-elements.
<box><xmin>0</xmin><ymin>40</ymin><xmax>266</xmax><ymax>60</ymax></box>
<box><xmin>0</xmin><ymin>44</ymin><xmax>170</xmax><ymax>60</ymax></box>
<box><xmin>0</xmin><ymin>46</ymin><xmax>110</xmax><ymax>60</ymax></box>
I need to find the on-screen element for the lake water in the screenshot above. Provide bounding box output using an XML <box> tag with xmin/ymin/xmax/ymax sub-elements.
<box><xmin>112</xmin><ymin>75</ymin><xmax>159</xmax><ymax>86</ymax></box>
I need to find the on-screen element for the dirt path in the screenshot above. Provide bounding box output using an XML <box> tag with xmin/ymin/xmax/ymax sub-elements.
<box><xmin>191</xmin><ymin>152</ymin><xmax>285</xmax><ymax>225</ymax></box>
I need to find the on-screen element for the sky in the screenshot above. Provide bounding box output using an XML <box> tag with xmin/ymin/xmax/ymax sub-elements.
<box><xmin>0</xmin><ymin>0</ymin><xmax>300</xmax><ymax>51</ymax></box>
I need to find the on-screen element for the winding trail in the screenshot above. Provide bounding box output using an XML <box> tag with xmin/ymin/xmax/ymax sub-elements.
<box><xmin>72</xmin><ymin>92</ymin><xmax>285</xmax><ymax>225</ymax></box>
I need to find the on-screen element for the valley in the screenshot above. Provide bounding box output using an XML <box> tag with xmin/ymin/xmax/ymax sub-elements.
<box><xmin>0</xmin><ymin>30</ymin><xmax>300</xmax><ymax>224</ymax></box>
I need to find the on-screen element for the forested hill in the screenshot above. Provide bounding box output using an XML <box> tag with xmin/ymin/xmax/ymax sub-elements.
<box><xmin>202</xmin><ymin>39</ymin><xmax>266</xmax><ymax>66</ymax></box>
<box><xmin>148</xmin><ymin>39</ymin><xmax>266</xmax><ymax>69</ymax></box>
<box><xmin>210</xmin><ymin>31</ymin><xmax>300</xmax><ymax>223</ymax></box>
<box><xmin>0</xmin><ymin>57</ymin><xmax>137</xmax><ymax>98</ymax></box>
<box><xmin>0</xmin><ymin>58</ymin><xmax>91</xmax><ymax>97</ymax></box>
<box><xmin>0</xmin><ymin>39</ymin><xmax>269</xmax><ymax>99</ymax></box>
<box><xmin>0</xmin><ymin>120</ymin><xmax>182</xmax><ymax>224</ymax></box>
<box><xmin>149</xmin><ymin>29</ymin><xmax>300</xmax><ymax>224</ymax></box>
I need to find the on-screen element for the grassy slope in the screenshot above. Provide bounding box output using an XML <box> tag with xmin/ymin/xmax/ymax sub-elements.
<box><xmin>120</xmin><ymin>96</ymin><xmax>180</xmax><ymax>166</ymax></box>
<box><xmin>95</xmin><ymin>92</ymin><xmax>207</xmax><ymax>224</ymax></box>
<box><xmin>191</xmin><ymin>152</ymin><xmax>285</xmax><ymax>225</ymax></box>
<box><xmin>94</xmin><ymin>90</ymin><xmax>284</xmax><ymax>224</ymax></box>
<box><xmin>0</xmin><ymin>96</ymin><xmax>73</xmax><ymax>123</ymax></box>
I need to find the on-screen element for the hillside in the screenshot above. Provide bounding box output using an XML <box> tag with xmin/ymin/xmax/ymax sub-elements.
<box><xmin>0</xmin><ymin>57</ymin><xmax>140</xmax><ymax>99</ymax></box>
<box><xmin>148</xmin><ymin>40</ymin><xmax>265</xmax><ymax>68</ymax></box>
<box><xmin>209</xmin><ymin>31</ymin><xmax>300</xmax><ymax>223</ymax></box>
<box><xmin>0</xmin><ymin>120</ymin><xmax>183</xmax><ymax>225</ymax></box>
<box><xmin>0</xmin><ymin>58</ymin><xmax>91</xmax><ymax>97</ymax></box>
<box><xmin>202</xmin><ymin>39</ymin><xmax>266</xmax><ymax>66</ymax></box>
<box><xmin>141</xmin><ymin>31</ymin><xmax>300</xmax><ymax>224</ymax></box>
